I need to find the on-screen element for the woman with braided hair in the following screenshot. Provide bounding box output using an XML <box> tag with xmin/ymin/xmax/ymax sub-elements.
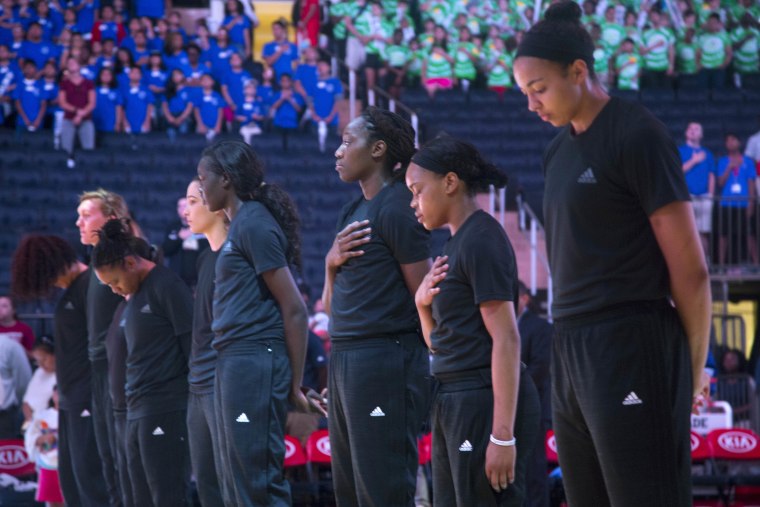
<box><xmin>11</xmin><ymin>234</ymin><xmax>109</xmax><ymax>507</ymax></box>
<box><xmin>322</xmin><ymin>106</ymin><xmax>432</xmax><ymax>505</ymax></box>
<box><xmin>196</xmin><ymin>139</ymin><xmax>315</xmax><ymax>506</ymax></box>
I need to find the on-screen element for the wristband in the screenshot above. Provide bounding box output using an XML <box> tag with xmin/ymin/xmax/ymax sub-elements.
<box><xmin>489</xmin><ymin>434</ymin><xmax>516</xmax><ymax>447</ymax></box>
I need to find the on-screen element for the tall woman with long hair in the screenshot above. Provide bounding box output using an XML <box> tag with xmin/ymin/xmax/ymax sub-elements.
<box><xmin>322</xmin><ymin>106</ymin><xmax>431</xmax><ymax>505</ymax></box>
<box><xmin>196</xmin><ymin>140</ymin><xmax>312</xmax><ymax>506</ymax></box>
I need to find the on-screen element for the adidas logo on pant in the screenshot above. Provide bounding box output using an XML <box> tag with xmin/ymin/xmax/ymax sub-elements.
<box><xmin>622</xmin><ymin>392</ymin><xmax>643</xmax><ymax>406</ymax></box>
<box><xmin>236</xmin><ymin>413</ymin><xmax>250</xmax><ymax>423</ymax></box>
<box><xmin>369</xmin><ymin>407</ymin><xmax>385</xmax><ymax>417</ymax></box>
<box><xmin>152</xmin><ymin>427</ymin><xmax>165</xmax><ymax>436</ymax></box>
<box><xmin>459</xmin><ymin>440</ymin><xmax>473</xmax><ymax>452</ymax></box>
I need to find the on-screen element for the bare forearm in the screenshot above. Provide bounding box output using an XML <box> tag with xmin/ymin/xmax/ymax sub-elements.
<box><xmin>416</xmin><ymin>304</ymin><xmax>434</xmax><ymax>349</ymax></box>
<box><xmin>671</xmin><ymin>267</ymin><xmax>711</xmax><ymax>379</ymax></box>
<box><xmin>322</xmin><ymin>265</ymin><xmax>336</xmax><ymax>315</ymax></box>
<box><xmin>283</xmin><ymin>305</ymin><xmax>308</xmax><ymax>391</ymax></box>
<box><xmin>491</xmin><ymin>331</ymin><xmax>519</xmax><ymax>439</ymax></box>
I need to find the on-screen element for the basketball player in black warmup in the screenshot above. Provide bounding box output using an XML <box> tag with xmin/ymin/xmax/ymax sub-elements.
<box><xmin>512</xmin><ymin>2</ymin><xmax>711</xmax><ymax>505</ymax></box>
<box><xmin>408</xmin><ymin>136</ymin><xmax>540</xmax><ymax>506</ymax></box>
<box><xmin>11</xmin><ymin>235</ymin><xmax>109</xmax><ymax>507</ymax></box>
<box><xmin>323</xmin><ymin>107</ymin><xmax>431</xmax><ymax>506</ymax></box>
<box><xmin>196</xmin><ymin>140</ymin><xmax>314</xmax><ymax>506</ymax></box>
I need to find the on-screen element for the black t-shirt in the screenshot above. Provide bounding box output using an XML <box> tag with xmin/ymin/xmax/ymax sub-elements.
<box><xmin>329</xmin><ymin>182</ymin><xmax>431</xmax><ymax>339</ymax></box>
<box><xmin>55</xmin><ymin>270</ymin><xmax>92</xmax><ymax>410</ymax></box>
<box><xmin>189</xmin><ymin>247</ymin><xmax>218</xmax><ymax>394</ymax></box>
<box><xmin>430</xmin><ymin>210</ymin><xmax>518</xmax><ymax>376</ymax></box>
<box><xmin>123</xmin><ymin>265</ymin><xmax>192</xmax><ymax>419</ymax></box>
<box><xmin>87</xmin><ymin>263</ymin><xmax>124</xmax><ymax>362</ymax></box>
<box><xmin>542</xmin><ymin>97</ymin><xmax>689</xmax><ymax>319</ymax></box>
<box><xmin>212</xmin><ymin>200</ymin><xmax>288</xmax><ymax>349</ymax></box>
<box><xmin>105</xmin><ymin>300</ymin><xmax>128</xmax><ymax>412</ymax></box>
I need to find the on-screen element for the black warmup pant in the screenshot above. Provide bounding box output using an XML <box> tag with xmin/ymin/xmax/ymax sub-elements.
<box><xmin>113</xmin><ymin>410</ymin><xmax>135</xmax><ymax>507</ymax></box>
<box><xmin>58</xmin><ymin>406</ymin><xmax>109</xmax><ymax>507</ymax></box>
<box><xmin>214</xmin><ymin>340</ymin><xmax>291</xmax><ymax>507</ymax></box>
<box><xmin>188</xmin><ymin>390</ymin><xmax>226</xmax><ymax>507</ymax></box>
<box><xmin>92</xmin><ymin>359</ymin><xmax>122</xmax><ymax>506</ymax></box>
<box><xmin>328</xmin><ymin>333</ymin><xmax>431</xmax><ymax>507</ymax></box>
<box><xmin>126</xmin><ymin>409</ymin><xmax>191</xmax><ymax>507</ymax></box>
<box><xmin>431</xmin><ymin>366</ymin><xmax>540</xmax><ymax>507</ymax></box>
<box><xmin>552</xmin><ymin>301</ymin><xmax>693</xmax><ymax>507</ymax></box>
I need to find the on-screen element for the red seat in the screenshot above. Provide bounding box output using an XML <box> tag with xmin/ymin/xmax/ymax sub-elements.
<box><xmin>691</xmin><ymin>431</ymin><xmax>713</xmax><ymax>463</ymax></box>
<box><xmin>545</xmin><ymin>430</ymin><xmax>558</xmax><ymax>465</ymax></box>
<box><xmin>284</xmin><ymin>435</ymin><xmax>308</xmax><ymax>468</ymax></box>
<box><xmin>418</xmin><ymin>433</ymin><xmax>432</xmax><ymax>466</ymax></box>
<box><xmin>306</xmin><ymin>429</ymin><xmax>332</xmax><ymax>464</ymax></box>
<box><xmin>707</xmin><ymin>428</ymin><xmax>760</xmax><ymax>461</ymax></box>
<box><xmin>0</xmin><ymin>439</ymin><xmax>35</xmax><ymax>477</ymax></box>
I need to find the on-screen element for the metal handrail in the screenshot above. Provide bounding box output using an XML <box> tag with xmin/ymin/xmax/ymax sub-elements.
<box><xmin>515</xmin><ymin>193</ymin><xmax>553</xmax><ymax>318</ymax></box>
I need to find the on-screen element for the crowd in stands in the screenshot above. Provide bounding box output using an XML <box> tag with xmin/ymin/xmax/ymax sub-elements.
<box><xmin>0</xmin><ymin>0</ymin><xmax>758</xmax><ymax>159</ymax></box>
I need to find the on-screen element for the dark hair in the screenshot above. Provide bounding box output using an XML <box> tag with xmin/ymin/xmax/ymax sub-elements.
<box><xmin>96</xmin><ymin>65</ymin><xmax>117</xmax><ymax>89</ymax></box>
<box><xmin>518</xmin><ymin>1</ymin><xmax>597</xmax><ymax>80</ymax></box>
<box><xmin>413</xmin><ymin>135</ymin><xmax>508</xmax><ymax>195</ymax></box>
<box><xmin>114</xmin><ymin>47</ymin><xmax>135</xmax><ymax>75</ymax></box>
<box><xmin>225</xmin><ymin>0</ymin><xmax>243</xmax><ymax>16</ymax></box>
<box><xmin>33</xmin><ymin>334</ymin><xmax>55</xmax><ymax>355</ymax></box>
<box><xmin>200</xmin><ymin>140</ymin><xmax>302</xmax><ymax>269</ymax></box>
<box><xmin>11</xmin><ymin>235</ymin><xmax>78</xmax><ymax>299</ymax></box>
<box><xmin>360</xmin><ymin>106</ymin><xmax>416</xmax><ymax>181</ymax></box>
<box><xmin>165</xmin><ymin>68</ymin><xmax>185</xmax><ymax>99</ymax></box>
<box><xmin>91</xmin><ymin>219</ymin><xmax>143</xmax><ymax>269</ymax></box>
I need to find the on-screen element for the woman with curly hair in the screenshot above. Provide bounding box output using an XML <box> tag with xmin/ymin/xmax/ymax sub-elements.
<box><xmin>11</xmin><ymin>234</ymin><xmax>109</xmax><ymax>507</ymax></box>
<box><xmin>322</xmin><ymin>106</ymin><xmax>431</xmax><ymax>505</ymax></box>
<box><xmin>196</xmin><ymin>139</ymin><xmax>313</xmax><ymax>506</ymax></box>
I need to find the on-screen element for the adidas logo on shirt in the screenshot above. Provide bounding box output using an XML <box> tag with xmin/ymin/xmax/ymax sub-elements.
<box><xmin>64</xmin><ymin>301</ymin><xmax>75</xmax><ymax>310</ymax></box>
<box><xmin>222</xmin><ymin>241</ymin><xmax>233</xmax><ymax>252</ymax></box>
<box><xmin>577</xmin><ymin>167</ymin><xmax>597</xmax><ymax>184</ymax></box>
<box><xmin>80</xmin><ymin>409</ymin><xmax>91</xmax><ymax>417</ymax></box>
<box><xmin>140</xmin><ymin>304</ymin><xmax>152</xmax><ymax>314</ymax></box>
<box><xmin>236</xmin><ymin>413</ymin><xmax>250</xmax><ymax>423</ymax></box>
<box><xmin>622</xmin><ymin>392</ymin><xmax>643</xmax><ymax>406</ymax></box>
<box><xmin>369</xmin><ymin>407</ymin><xmax>385</xmax><ymax>417</ymax></box>
<box><xmin>152</xmin><ymin>427</ymin><xmax>165</xmax><ymax>436</ymax></box>
<box><xmin>459</xmin><ymin>440</ymin><xmax>473</xmax><ymax>452</ymax></box>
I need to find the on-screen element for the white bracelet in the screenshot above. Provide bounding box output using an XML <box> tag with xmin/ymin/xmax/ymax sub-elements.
<box><xmin>489</xmin><ymin>434</ymin><xmax>516</xmax><ymax>447</ymax></box>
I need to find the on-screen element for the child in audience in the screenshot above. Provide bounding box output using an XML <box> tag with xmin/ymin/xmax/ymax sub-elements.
<box><xmin>93</xmin><ymin>66</ymin><xmax>124</xmax><ymax>133</ymax></box>
<box><xmin>163</xmin><ymin>68</ymin><xmax>194</xmax><ymax>140</ymax></box>
<box><xmin>614</xmin><ymin>37</ymin><xmax>641</xmax><ymax>90</ymax></box>
<box><xmin>193</xmin><ymin>72</ymin><xmax>223</xmax><ymax>141</ymax></box>
<box><xmin>236</xmin><ymin>80</ymin><xmax>264</xmax><ymax>144</ymax></box>
<box><xmin>221</xmin><ymin>51</ymin><xmax>252</xmax><ymax>122</ymax></box>
<box><xmin>25</xmin><ymin>387</ymin><xmax>63</xmax><ymax>507</ymax></box>
<box><xmin>123</xmin><ymin>66</ymin><xmax>154</xmax><ymax>134</ymax></box>
<box><xmin>23</xmin><ymin>335</ymin><xmax>56</xmax><ymax>424</ymax></box>
<box><xmin>13</xmin><ymin>59</ymin><xmax>46</xmax><ymax>132</ymax></box>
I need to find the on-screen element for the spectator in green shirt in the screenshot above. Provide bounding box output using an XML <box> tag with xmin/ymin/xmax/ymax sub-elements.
<box><xmin>639</xmin><ymin>9</ymin><xmax>675</xmax><ymax>88</ymax></box>
<box><xmin>614</xmin><ymin>38</ymin><xmax>642</xmax><ymax>90</ymax></box>
<box><xmin>698</xmin><ymin>13</ymin><xmax>732</xmax><ymax>89</ymax></box>
<box><xmin>422</xmin><ymin>25</ymin><xmax>455</xmax><ymax>99</ymax></box>
<box><xmin>601</xmin><ymin>5</ymin><xmax>626</xmax><ymax>53</ymax></box>
<box><xmin>676</xmin><ymin>27</ymin><xmax>702</xmax><ymax>88</ymax></box>
<box><xmin>731</xmin><ymin>13</ymin><xmax>759</xmax><ymax>76</ymax></box>
<box><xmin>384</xmin><ymin>29</ymin><xmax>411</xmax><ymax>98</ymax></box>
<box><xmin>452</xmin><ymin>27</ymin><xmax>480</xmax><ymax>93</ymax></box>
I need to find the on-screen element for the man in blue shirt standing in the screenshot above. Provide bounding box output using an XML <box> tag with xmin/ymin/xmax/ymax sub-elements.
<box><xmin>13</xmin><ymin>59</ymin><xmax>46</xmax><ymax>132</ymax></box>
<box><xmin>262</xmin><ymin>19</ymin><xmax>298</xmax><ymax>80</ymax></box>
<box><xmin>679</xmin><ymin>122</ymin><xmax>716</xmax><ymax>260</ymax></box>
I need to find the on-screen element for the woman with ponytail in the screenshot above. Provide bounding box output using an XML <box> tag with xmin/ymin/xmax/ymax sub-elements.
<box><xmin>322</xmin><ymin>106</ymin><xmax>431</xmax><ymax>505</ymax></box>
<box><xmin>407</xmin><ymin>136</ymin><xmax>540</xmax><ymax>506</ymax></box>
<box><xmin>92</xmin><ymin>219</ymin><xmax>193</xmax><ymax>507</ymax></box>
<box><xmin>512</xmin><ymin>2</ymin><xmax>710</xmax><ymax>505</ymax></box>
<box><xmin>11</xmin><ymin>235</ymin><xmax>109</xmax><ymax>507</ymax></box>
<box><xmin>196</xmin><ymin>139</ymin><xmax>313</xmax><ymax>506</ymax></box>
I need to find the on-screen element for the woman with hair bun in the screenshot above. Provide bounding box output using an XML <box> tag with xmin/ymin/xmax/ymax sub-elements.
<box><xmin>512</xmin><ymin>2</ymin><xmax>711</xmax><ymax>505</ymax></box>
<box><xmin>196</xmin><ymin>139</ymin><xmax>313</xmax><ymax>506</ymax></box>
<box><xmin>92</xmin><ymin>219</ymin><xmax>193</xmax><ymax>507</ymax></box>
<box><xmin>407</xmin><ymin>136</ymin><xmax>540</xmax><ymax>506</ymax></box>
<box><xmin>322</xmin><ymin>106</ymin><xmax>432</xmax><ymax>506</ymax></box>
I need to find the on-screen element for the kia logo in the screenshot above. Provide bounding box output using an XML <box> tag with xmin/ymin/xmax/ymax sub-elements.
<box><xmin>0</xmin><ymin>445</ymin><xmax>29</xmax><ymax>469</ymax></box>
<box><xmin>547</xmin><ymin>435</ymin><xmax>557</xmax><ymax>453</ymax></box>
<box><xmin>285</xmin><ymin>440</ymin><xmax>295</xmax><ymax>459</ymax></box>
<box><xmin>690</xmin><ymin>434</ymin><xmax>700</xmax><ymax>452</ymax></box>
<box><xmin>718</xmin><ymin>431</ymin><xmax>758</xmax><ymax>453</ymax></box>
<box><xmin>317</xmin><ymin>436</ymin><xmax>331</xmax><ymax>456</ymax></box>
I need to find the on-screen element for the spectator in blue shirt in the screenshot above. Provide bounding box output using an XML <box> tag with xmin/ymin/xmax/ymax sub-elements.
<box><xmin>12</xmin><ymin>1</ymin><xmax>35</xmax><ymax>31</ymax></box>
<box><xmin>35</xmin><ymin>1</ymin><xmax>62</xmax><ymax>42</ymax></box>
<box><xmin>13</xmin><ymin>59</ymin><xmax>46</xmax><ymax>131</ymax></box>
<box><xmin>136</xmin><ymin>0</ymin><xmax>165</xmax><ymax>20</ymax></box>
<box><xmin>18</xmin><ymin>22</ymin><xmax>58</xmax><ymax>71</ymax></box>
<box><xmin>294</xmin><ymin>46</ymin><xmax>319</xmax><ymax>102</ymax></box>
<box><xmin>145</xmin><ymin>51</ymin><xmax>168</xmax><ymax>108</ymax></box>
<box><xmin>271</xmin><ymin>73</ymin><xmax>304</xmax><ymax>149</ymax></box>
<box><xmin>717</xmin><ymin>133</ymin><xmax>758</xmax><ymax>266</ymax></box>
<box><xmin>162</xmin><ymin>68</ymin><xmax>194</xmax><ymax>141</ymax></box>
<box><xmin>114</xmin><ymin>47</ymin><xmax>135</xmax><ymax>95</ymax></box>
<box><xmin>93</xmin><ymin>66</ymin><xmax>123</xmax><ymax>132</ymax></box>
<box><xmin>71</xmin><ymin>0</ymin><xmax>99</xmax><ymax>38</ymax></box>
<box><xmin>92</xmin><ymin>5</ymin><xmax>121</xmax><ymax>44</ymax></box>
<box><xmin>0</xmin><ymin>43</ymin><xmax>20</xmax><ymax>92</ymax></box>
<box><xmin>207</xmin><ymin>27</ymin><xmax>234</xmax><ymax>81</ymax></box>
<box><xmin>222</xmin><ymin>0</ymin><xmax>253</xmax><ymax>58</ymax></box>
<box><xmin>237</xmin><ymin>80</ymin><xmax>265</xmax><ymax>144</ymax></box>
<box><xmin>193</xmin><ymin>72</ymin><xmax>223</xmax><ymax>141</ymax></box>
<box><xmin>184</xmin><ymin>43</ymin><xmax>208</xmax><ymax>90</ymax></box>
<box><xmin>41</xmin><ymin>60</ymin><xmax>61</xmax><ymax>144</ymax></box>
<box><xmin>679</xmin><ymin>122</ymin><xmax>716</xmax><ymax>257</ymax></box>
<box><xmin>312</xmin><ymin>58</ymin><xmax>343</xmax><ymax>128</ymax></box>
<box><xmin>123</xmin><ymin>66</ymin><xmax>154</xmax><ymax>134</ymax></box>
<box><xmin>163</xmin><ymin>32</ymin><xmax>191</xmax><ymax>75</ymax></box>
<box><xmin>221</xmin><ymin>51</ymin><xmax>252</xmax><ymax>115</ymax></box>
<box><xmin>262</xmin><ymin>19</ymin><xmax>298</xmax><ymax>80</ymax></box>
<box><xmin>256</xmin><ymin>66</ymin><xmax>275</xmax><ymax>116</ymax></box>
<box><xmin>130</xmin><ymin>30</ymin><xmax>151</xmax><ymax>68</ymax></box>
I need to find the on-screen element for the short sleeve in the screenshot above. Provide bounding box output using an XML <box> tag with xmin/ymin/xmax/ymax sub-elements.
<box><xmin>238</xmin><ymin>210</ymin><xmax>288</xmax><ymax>274</ymax></box>
<box><xmin>375</xmin><ymin>186</ymin><xmax>431</xmax><ymax>265</ymax></box>
<box><xmin>262</xmin><ymin>43</ymin><xmax>274</xmax><ymax>58</ymax></box>
<box><xmin>622</xmin><ymin>118</ymin><xmax>690</xmax><ymax>216</ymax></box>
<box><xmin>460</xmin><ymin>229</ymin><xmax>517</xmax><ymax>305</ymax></box>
